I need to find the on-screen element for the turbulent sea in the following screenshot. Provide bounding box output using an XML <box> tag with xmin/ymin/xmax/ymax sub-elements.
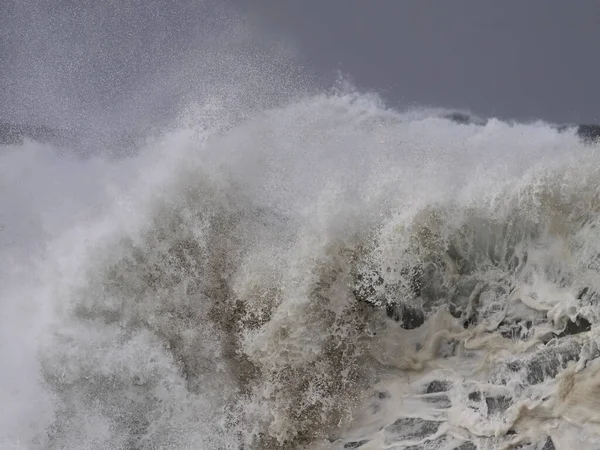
<box><xmin>3</xmin><ymin>91</ymin><xmax>600</xmax><ymax>450</ymax></box>
<box><xmin>3</xmin><ymin>11</ymin><xmax>600</xmax><ymax>447</ymax></box>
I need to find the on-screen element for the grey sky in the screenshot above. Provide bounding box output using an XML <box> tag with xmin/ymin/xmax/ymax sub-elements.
<box><xmin>2</xmin><ymin>0</ymin><xmax>600</xmax><ymax>129</ymax></box>
<box><xmin>233</xmin><ymin>0</ymin><xmax>600</xmax><ymax>124</ymax></box>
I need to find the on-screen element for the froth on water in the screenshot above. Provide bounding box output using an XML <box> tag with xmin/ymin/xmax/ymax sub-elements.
<box><xmin>2</xmin><ymin>91</ymin><xmax>600</xmax><ymax>450</ymax></box>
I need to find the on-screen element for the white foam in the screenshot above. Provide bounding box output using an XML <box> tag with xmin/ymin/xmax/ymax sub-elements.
<box><xmin>2</xmin><ymin>89</ymin><xmax>600</xmax><ymax>449</ymax></box>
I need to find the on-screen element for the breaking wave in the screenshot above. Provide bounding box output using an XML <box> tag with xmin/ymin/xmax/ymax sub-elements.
<box><xmin>3</xmin><ymin>59</ymin><xmax>600</xmax><ymax>450</ymax></box>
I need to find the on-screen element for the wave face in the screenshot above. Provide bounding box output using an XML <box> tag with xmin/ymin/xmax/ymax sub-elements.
<box><xmin>3</xmin><ymin>90</ymin><xmax>600</xmax><ymax>450</ymax></box>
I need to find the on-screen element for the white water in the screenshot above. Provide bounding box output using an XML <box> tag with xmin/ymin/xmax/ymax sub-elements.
<box><xmin>2</xmin><ymin>90</ymin><xmax>600</xmax><ymax>450</ymax></box>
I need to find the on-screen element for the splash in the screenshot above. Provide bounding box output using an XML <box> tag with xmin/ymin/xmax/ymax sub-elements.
<box><xmin>4</xmin><ymin>85</ymin><xmax>600</xmax><ymax>450</ymax></box>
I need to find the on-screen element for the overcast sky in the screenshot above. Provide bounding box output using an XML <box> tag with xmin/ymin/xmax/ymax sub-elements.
<box><xmin>233</xmin><ymin>0</ymin><xmax>600</xmax><ymax>124</ymax></box>
<box><xmin>2</xmin><ymin>0</ymin><xmax>600</xmax><ymax>128</ymax></box>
